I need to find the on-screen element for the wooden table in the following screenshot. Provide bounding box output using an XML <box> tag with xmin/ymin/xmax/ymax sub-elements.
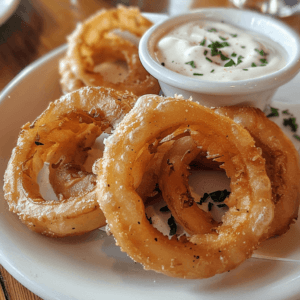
<box><xmin>0</xmin><ymin>0</ymin><xmax>299</xmax><ymax>299</ymax></box>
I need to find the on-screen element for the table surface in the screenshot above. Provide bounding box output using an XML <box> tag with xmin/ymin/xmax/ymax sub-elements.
<box><xmin>0</xmin><ymin>0</ymin><xmax>299</xmax><ymax>299</ymax></box>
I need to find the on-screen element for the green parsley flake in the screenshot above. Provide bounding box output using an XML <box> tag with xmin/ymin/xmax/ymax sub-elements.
<box><xmin>251</xmin><ymin>63</ymin><xmax>257</xmax><ymax>67</ymax></box>
<box><xmin>159</xmin><ymin>205</ymin><xmax>170</xmax><ymax>212</ymax></box>
<box><xmin>283</xmin><ymin>117</ymin><xmax>298</xmax><ymax>132</ymax></box>
<box><xmin>231</xmin><ymin>52</ymin><xmax>237</xmax><ymax>57</ymax></box>
<box><xmin>219</xmin><ymin>36</ymin><xmax>227</xmax><ymax>41</ymax></box>
<box><xmin>282</xmin><ymin>110</ymin><xmax>290</xmax><ymax>115</ymax></box>
<box><xmin>293</xmin><ymin>134</ymin><xmax>300</xmax><ymax>141</ymax></box>
<box><xmin>224</xmin><ymin>59</ymin><xmax>236</xmax><ymax>67</ymax></box>
<box><xmin>237</xmin><ymin>55</ymin><xmax>244</xmax><ymax>65</ymax></box>
<box><xmin>200</xmin><ymin>39</ymin><xmax>206</xmax><ymax>46</ymax></box>
<box><xmin>208</xmin><ymin>28</ymin><xmax>217</xmax><ymax>32</ymax></box>
<box><xmin>219</xmin><ymin>51</ymin><xmax>230</xmax><ymax>61</ymax></box>
<box><xmin>230</xmin><ymin>34</ymin><xmax>238</xmax><ymax>37</ymax></box>
<box><xmin>204</xmin><ymin>50</ymin><xmax>208</xmax><ymax>56</ymax></box>
<box><xmin>260</xmin><ymin>58</ymin><xmax>268</xmax><ymax>64</ymax></box>
<box><xmin>168</xmin><ymin>215</ymin><xmax>177</xmax><ymax>236</ymax></box>
<box><xmin>211</xmin><ymin>69</ymin><xmax>215</xmax><ymax>73</ymax></box>
<box><xmin>241</xmin><ymin>46</ymin><xmax>246</xmax><ymax>49</ymax></box>
<box><xmin>208</xmin><ymin>41</ymin><xmax>230</xmax><ymax>56</ymax></box>
<box><xmin>197</xmin><ymin>189</ymin><xmax>230</xmax><ymax>205</ymax></box>
<box><xmin>255</xmin><ymin>48</ymin><xmax>266</xmax><ymax>56</ymax></box>
<box><xmin>210</xmin><ymin>190</ymin><xmax>231</xmax><ymax>202</ymax></box>
<box><xmin>267</xmin><ymin>107</ymin><xmax>279</xmax><ymax>118</ymax></box>
<box><xmin>193</xmin><ymin>73</ymin><xmax>204</xmax><ymax>76</ymax></box>
<box><xmin>206</xmin><ymin>57</ymin><xmax>212</xmax><ymax>62</ymax></box>
<box><xmin>185</xmin><ymin>61</ymin><xmax>196</xmax><ymax>68</ymax></box>
<box><xmin>243</xmin><ymin>69</ymin><xmax>248</xmax><ymax>71</ymax></box>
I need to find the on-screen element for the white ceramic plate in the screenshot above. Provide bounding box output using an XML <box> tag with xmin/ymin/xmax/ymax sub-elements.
<box><xmin>1</xmin><ymin>13</ymin><xmax>300</xmax><ymax>300</ymax></box>
<box><xmin>0</xmin><ymin>0</ymin><xmax>20</xmax><ymax>25</ymax></box>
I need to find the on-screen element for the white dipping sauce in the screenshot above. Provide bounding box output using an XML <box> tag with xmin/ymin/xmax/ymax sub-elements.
<box><xmin>155</xmin><ymin>20</ymin><xmax>286</xmax><ymax>81</ymax></box>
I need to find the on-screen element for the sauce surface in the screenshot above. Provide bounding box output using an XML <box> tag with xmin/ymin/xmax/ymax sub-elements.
<box><xmin>155</xmin><ymin>20</ymin><xmax>286</xmax><ymax>81</ymax></box>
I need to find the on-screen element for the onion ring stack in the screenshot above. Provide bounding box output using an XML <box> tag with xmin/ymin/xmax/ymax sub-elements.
<box><xmin>59</xmin><ymin>5</ymin><xmax>160</xmax><ymax>96</ymax></box>
<box><xmin>97</xmin><ymin>95</ymin><xmax>274</xmax><ymax>279</ymax></box>
<box><xmin>3</xmin><ymin>87</ymin><xmax>138</xmax><ymax>237</ymax></box>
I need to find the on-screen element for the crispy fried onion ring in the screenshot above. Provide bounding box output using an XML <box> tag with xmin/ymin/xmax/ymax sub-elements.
<box><xmin>159</xmin><ymin>135</ymin><xmax>218</xmax><ymax>235</ymax></box>
<box><xmin>3</xmin><ymin>87</ymin><xmax>138</xmax><ymax>237</ymax></box>
<box><xmin>215</xmin><ymin>106</ymin><xmax>300</xmax><ymax>239</ymax></box>
<box><xmin>97</xmin><ymin>95</ymin><xmax>274</xmax><ymax>279</ymax></box>
<box><xmin>59</xmin><ymin>5</ymin><xmax>160</xmax><ymax>96</ymax></box>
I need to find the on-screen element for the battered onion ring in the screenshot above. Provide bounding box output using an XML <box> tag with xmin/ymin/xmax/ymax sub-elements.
<box><xmin>3</xmin><ymin>87</ymin><xmax>138</xmax><ymax>237</ymax></box>
<box><xmin>215</xmin><ymin>106</ymin><xmax>300</xmax><ymax>239</ymax></box>
<box><xmin>59</xmin><ymin>5</ymin><xmax>160</xmax><ymax>96</ymax></box>
<box><xmin>97</xmin><ymin>95</ymin><xmax>274</xmax><ymax>279</ymax></box>
<box><xmin>159</xmin><ymin>136</ymin><xmax>217</xmax><ymax>235</ymax></box>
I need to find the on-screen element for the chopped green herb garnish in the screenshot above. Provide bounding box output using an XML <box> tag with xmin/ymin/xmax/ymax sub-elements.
<box><xmin>210</xmin><ymin>190</ymin><xmax>231</xmax><ymax>203</ymax></box>
<box><xmin>197</xmin><ymin>190</ymin><xmax>230</xmax><ymax>205</ymax></box>
<box><xmin>168</xmin><ymin>215</ymin><xmax>177</xmax><ymax>236</ymax></box>
<box><xmin>219</xmin><ymin>51</ymin><xmax>230</xmax><ymax>61</ymax></box>
<box><xmin>282</xmin><ymin>110</ymin><xmax>290</xmax><ymax>115</ymax></box>
<box><xmin>200</xmin><ymin>39</ymin><xmax>206</xmax><ymax>46</ymax></box>
<box><xmin>260</xmin><ymin>58</ymin><xmax>268</xmax><ymax>64</ymax></box>
<box><xmin>230</xmin><ymin>34</ymin><xmax>238</xmax><ymax>37</ymax></box>
<box><xmin>160</xmin><ymin>206</ymin><xmax>170</xmax><ymax>212</ymax></box>
<box><xmin>255</xmin><ymin>48</ymin><xmax>266</xmax><ymax>56</ymax></box>
<box><xmin>185</xmin><ymin>61</ymin><xmax>196</xmax><ymax>68</ymax></box>
<box><xmin>243</xmin><ymin>69</ymin><xmax>248</xmax><ymax>71</ymax></box>
<box><xmin>224</xmin><ymin>59</ymin><xmax>236</xmax><ymax>67</ymax></box>
<box><xmin>211</xmin><ymin>69</ymin><xmax>215</xmax><ymax>73</ymax></box>
<box><xmin>208</xmin><ymin>41</ymin><xmax>230</xmax><ymax>56</ymax></box>
<box><xmin>241</xmin><ymin>46</ymin><xmax>246</xmax><ymax>49</ymax></box>
<box><xmin>293</xmin><ymin>134</ymin><xmax>300</xmax><ymax>141</ymax></box>
<box><xmin>206</xmin><ymin>57</ymin><xmax>212</xmax><ymax>62</ymax></box>
<box><xmin>220</xmin><ymin>42</ymin><xmax>230</xmax><ymax>47</ymax></box>
<box><xmin>237</xmin><ymin>55</ymin><xmax>244</xmax><ymax>65</ymax></box>
<box><xmin>219</xmin><ymin>36</ymin><xmax>227</xmax><ymax>41</ymax></box>
<box><xmin>208</xmin><ymin>41</ymin><xmax>229</xmax><ymax>48</ymax></box>
<box><xmin>204</xmin><ymin>50</ymin><xmax>208</xmax><ymax>56</ymax></box>
<box><xmin>197</xmin><ymin>193</ymin><xmax>210</xmax><ymax>205</ymax></box>
<box><xmin>231</xmin><ymin>52</ymin><xmax>237</xmax><ymax>57</ymax></box>
<box><xmin>208</xmin><ymin>202</ymin><xmax>214</xmax><ymax>211</ymax></box>
<box><xmin>172</xmin><ymin>60</ymin><xmax>174</xmax><ymax>63</ymax></box>
<box><xmin>211</xmin><ymin>47</ymin><xmax>219</xmax><ymax>56</ymax></box>
<box><xmin>283</xmin><ymin>117</ymin><xmax>298</xmax><ymax>132</ymax></box>
<box><xmin>251</xmin><ymin>63</ymin><xmax>257</xmax><ymax>67</ymax></box>
<box><xmin>208</xmin><ymin>28</ymin><xmax>217</xmax><ymax>32</ymax></box>
<box><xmin>35</xmin><ymin>141</ymin><xmax>44</xmax><ymax>146</ymax></box>
<box><xmin>267</xmin><ymin>107</ymin><xmax>279</xmax><ymax>118</ymax></box>
<box><xmin>193</xmin><ymin>73</ymin><xmax>204</xmax><ymax>76</ymax></box>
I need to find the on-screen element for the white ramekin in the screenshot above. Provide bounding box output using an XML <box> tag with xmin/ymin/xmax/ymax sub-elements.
<box><xmin>139</xmin><ymin>8</ymin><xmax>300</xmax><ymax>110</ymax></box>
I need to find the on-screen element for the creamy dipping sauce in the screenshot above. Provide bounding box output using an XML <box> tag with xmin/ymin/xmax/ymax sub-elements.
<box><xmin>155</xmin><ymin>20</ymin><xmax>286</xmax><ymax>81</ymax></box>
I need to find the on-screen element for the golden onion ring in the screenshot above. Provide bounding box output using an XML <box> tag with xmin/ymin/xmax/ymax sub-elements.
<box><xmin>59</xmin><ymin>5</ymin><xmax>160</xmax><ymax>96</ymax></box>
<box><xmin>215</xmin><ymin>106</ymin><xmax>300</xmax><ymax>239</ymax></box>
<box><xmin>3</xmin><ymin>87</ymin><xmax>137</xmax><ymax>237</ymax></box>
<box><xmin>159</xmin><ymin>135</ymin><xmax>217</xmax><ymax>235</ymax></box>
<box><xmin>97</xmin><ymin>95</ymin><xmax>274</xmax><ymax>279</ymax></box>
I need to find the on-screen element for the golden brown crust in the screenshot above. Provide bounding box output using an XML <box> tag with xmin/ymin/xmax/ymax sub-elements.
<box><xmin>97</xmin><ymin>95</ymin><xmax>274</xmax><ymax>279</ymax></box>
<box><xmin>59</xmin><ymin>5</ymin><xmax>160</xmax><ymax>96</ymax></box>
<box><xmin>3</xmin><ymin>87</ymin><xmax>138</xmax><ymax>237</ymax></box>
<box><xmin>215</xmin><ymin>106</ymin><xmax>300</xmax><ymax>239</ymax></box>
